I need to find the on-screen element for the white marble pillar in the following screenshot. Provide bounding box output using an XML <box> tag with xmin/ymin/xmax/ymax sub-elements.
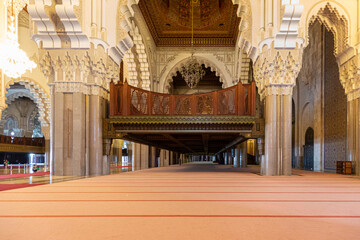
<box><xmin>53</xmin><ymin>92</ymin><xmax>86</xmax><ymax>176</ymax></box>
<box><xmin>140</xmin><ymin>144</ymin><xmax>149</xmax><ymax>170</ymax></box>
<box><xmin>132</xmin><ymin>143</ymin><xmax>141</xmax><ymax>171</ymax></box>
<box><xmin>264</xmin><ymin>94</ymin><xmax>292</xmax><ymax>175</ymax></box>
<box><xmin>39</xmin><ymin>48</ymin><xmax>119</xmax><ymax>177</ymax></box>
<box><xmin>347</xmin><ymin>98</ymin><xmax>360</xmax><ymax>175</ymax></box>
<box><xmin>89</xmin><ymin>95</ymin><xmax>103</xmax><ymax>176</ymax></box>
<box><xmin>254</xmin><ymin>48</ymin><xmax>301</xmax><ymax>176</ymax></box>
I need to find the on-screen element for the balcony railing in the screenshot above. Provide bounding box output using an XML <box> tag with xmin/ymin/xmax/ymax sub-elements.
<box><xmin>110</xmin><ymin>81</ymin><xmax>256</xmax><ymax>117</ymax></box>
<box><xmin>0</xmin><ymin>135</ymin><xmax>45</xmax><ymax>147</ymax></box>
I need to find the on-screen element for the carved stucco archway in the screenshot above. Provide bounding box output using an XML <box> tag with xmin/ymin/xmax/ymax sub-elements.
<box><xmin>305</xmin><ymin>2</ymin><xmax>350</xmax><ymax>56</ymax></box>
<box><xmin>162</xmin><ymin>56</ymin><xmax>231</xmax><ymax>93</ymax></box>
<box><xmin>304</xmin><ymin>2</ymin><xmax>357</xmax><ymax>99</ymax></box>
<box><xmin>118</xmin><ymin>1</ymin><xmax>152</xmax><ymax>90</ymax></box>
<box><xmin>4</xmin><ymin>78</ymin><xmax>50</xmax><ymax>127</ymax></box>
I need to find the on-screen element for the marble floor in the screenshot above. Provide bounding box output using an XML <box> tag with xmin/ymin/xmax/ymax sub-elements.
<box><xmin>0</xmin><ymin>163</ymin><xmax>360</xmax><ymax>240</ymax></box>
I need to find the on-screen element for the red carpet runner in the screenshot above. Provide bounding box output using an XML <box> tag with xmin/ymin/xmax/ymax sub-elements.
<box><xmin>0</xmin><ymin>172</ymin><xmax>49</xmax><ymax>180</ymax></box>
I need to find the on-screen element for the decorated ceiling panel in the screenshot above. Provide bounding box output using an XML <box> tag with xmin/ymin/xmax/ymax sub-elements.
<box><xmin>139</xmin><ymin>0</ymin><xmax>240</xmax><ymax>47</ymax></box>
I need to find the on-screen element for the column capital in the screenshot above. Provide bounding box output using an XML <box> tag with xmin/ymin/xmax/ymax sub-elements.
<box><xmin>254</xmin><ymin>48</ymin><xmax>303</xmax><ymax>100</ymax></box>
<box><xmin>39</xmin><ymin>48</ymin><xmax>119</xmax><ymax>99</ymax></box>
<box><xmin>339</xmin><ymin>56</ymin><xmax>360</xmax><ymax>102</ymax></box>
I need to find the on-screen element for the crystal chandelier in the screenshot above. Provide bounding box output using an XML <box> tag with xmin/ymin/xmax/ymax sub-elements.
<box><xmin>0</xmin><ymin>0</ymin><xmax>36</xmax><ymax>79</ymax></box>
<box><xmin>179</xmin><ymin>0</ymin><xmax>205</xmax><ymax>89</ymax></box>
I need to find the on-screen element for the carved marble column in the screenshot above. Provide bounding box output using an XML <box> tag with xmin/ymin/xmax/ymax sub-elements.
<box><xmin>254</xmin><ymin>49</ymin><xmax>302</xmax><ymax>176</ymax></box>
<box><xmin>339</xmin><ymin>57</ymin><xmax>360</xmax><ymax>175</ymax></box>
<box><xmin>40</xmin><ymin>49</ymin><xmax>119</xmax><ymax>176</ymax></box>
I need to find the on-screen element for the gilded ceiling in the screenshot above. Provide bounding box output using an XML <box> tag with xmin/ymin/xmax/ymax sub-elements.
<box><xmin>138</xmin><ymin>0</ymin><xmax>240</xmax><ymax>47</ymax></box>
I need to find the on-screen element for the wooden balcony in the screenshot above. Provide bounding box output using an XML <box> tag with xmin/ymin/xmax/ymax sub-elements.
<box><xmin>109</xmin><ymin>81</ymin><xmax>256</xmax><ymax>117</ymax></box>
<box><xmin>0</xmin><ymin>135</ymin><xmax>45</xmax><ymax>154</ymax></box>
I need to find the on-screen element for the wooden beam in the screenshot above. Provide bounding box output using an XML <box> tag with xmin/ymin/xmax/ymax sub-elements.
<box><xmin>162</xmin><ymin>134</ymin><xmax>195</xmax><ymax>153</ymax></box>
<box><xmin>215</xmin><ymin>135</ymin><xmax>246</xmax><ymax>155</ymax></box>
<box><xmin>124</xmin><ymin>134</ymin><xmax>180</xmax><ymax>153</ymax></box>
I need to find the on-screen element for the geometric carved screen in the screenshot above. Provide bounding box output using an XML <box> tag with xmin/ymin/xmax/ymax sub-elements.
<box><xmin>324</xmin><ymin>29</ymin><xmax>347</xmax><ymax>170</ymax></box>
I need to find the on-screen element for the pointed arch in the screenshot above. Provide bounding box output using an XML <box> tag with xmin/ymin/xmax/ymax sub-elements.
<box><xmin>4</xmin><ymin>78</ymin><xmax>50</xmax><ymax>127</ymax></box>
<box><xmin>305</xmin><ymin>2</ymin><xmax>351</xmax><ymax>56</ymax></box>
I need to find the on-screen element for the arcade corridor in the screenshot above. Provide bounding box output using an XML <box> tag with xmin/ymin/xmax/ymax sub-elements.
<box><xmin>0</xmin><ymin>163</ymin><xmax>359</xmax><ymax>239</ymax></box>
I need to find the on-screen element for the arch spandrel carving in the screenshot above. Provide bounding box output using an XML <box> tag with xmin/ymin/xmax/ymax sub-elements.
<box><xmin>162</xmin><ymin>56</ymin><xmax>230</xmax><ymax>93</ymax></box>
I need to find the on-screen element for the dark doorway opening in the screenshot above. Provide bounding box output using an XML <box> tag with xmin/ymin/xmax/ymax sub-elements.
<box><xmin>303</xmin><ymin>127</ymin><xmax>314</xmax><ymax>171</ymax></box>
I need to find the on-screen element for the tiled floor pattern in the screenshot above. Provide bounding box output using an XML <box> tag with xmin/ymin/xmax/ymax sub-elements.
<box><xmin>0</xmin><ymin>163</ymin><xmax>360</xmax><ymax>239</ymax></box>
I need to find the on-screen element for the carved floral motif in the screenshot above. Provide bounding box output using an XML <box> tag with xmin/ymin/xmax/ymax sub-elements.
<box><xmin>254</xmin><ymin>49</ymin><xmax>302</xmax><ymax>100</ymax></box>
<box><xmin>40</xmin><ymin>51</ymin><xmax>119</xmax><ymax>99</ymax></box>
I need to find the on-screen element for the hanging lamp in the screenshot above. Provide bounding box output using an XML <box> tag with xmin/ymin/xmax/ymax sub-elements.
<box><xmin>0</xmin><ymin>0</ymin><xmax>36</xmax><ymax>79</ymax></box>
<box><xmin>179</xmin><ymin>0</ymin><xmax>205</xmax><ymax>89</ymax></box>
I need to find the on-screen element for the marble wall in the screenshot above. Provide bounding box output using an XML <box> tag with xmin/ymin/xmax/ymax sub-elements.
<box><xmin>324</xmin><ymin>30</ymin><xmax>347</xmax><ymax>170</ymax></box>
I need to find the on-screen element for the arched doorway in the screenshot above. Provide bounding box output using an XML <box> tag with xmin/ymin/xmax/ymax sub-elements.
<box><xmin>303</xmin><ymin>127</ymin><xmax>314</xmax><ymax>171</ymax></box>
<box><xmin>169</xmin><ymin>64</ymin><xmax>223</xmax><ymax>94</ymax></box>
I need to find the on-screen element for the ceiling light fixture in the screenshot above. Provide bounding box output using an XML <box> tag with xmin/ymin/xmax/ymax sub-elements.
<box><xmin>179</xmin><ymin>0</ymin><xmax>205</xmax><ymax>89</ymax></box>
<box><xmin>0</xmin><ymin>0</ymin><xmax>36</xmax><ymax>79</ymax></box>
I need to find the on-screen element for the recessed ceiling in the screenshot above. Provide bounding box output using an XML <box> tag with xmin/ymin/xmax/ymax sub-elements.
<box><xmin>139</xmin><ymin>0</ymin><xmax>241</xmax><ymax>47</ymax></box>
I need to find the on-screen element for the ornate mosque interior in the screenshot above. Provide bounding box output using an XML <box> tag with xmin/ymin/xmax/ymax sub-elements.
<box><xmin>0</xmin><ymin>0</ymin><xmax>360</xmax><ymax>239</ymax></box>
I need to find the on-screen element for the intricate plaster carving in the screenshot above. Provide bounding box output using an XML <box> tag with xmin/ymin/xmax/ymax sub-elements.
<box><xmin>28</xmin><ymin>0</ymin><xmax>89</xmax><ymax>49</ymax></box>
<box><xmin>275</xmin><ymin>0</ymin><xmax>304</xmax><ymax>48</ymax></box>
<box><xmin>4</xmin><ymin>79</ymin><xmax>51</xmax><ymax>127</ymax></box>
<box><xmin>308</xmin><ymin>3</ymin><xmax>349</xmax><ymax>56</ymax></box>
<box><xmin>254</xmin><ymin>48</ymin><xmax>303</xmax><ymax>100</ymax></box>
<box><xmin>339</xmin><ymin>56</ymin><xmax>360</xmax><ymax>102</ymax></box>
<box><xmin>5</xmin><ymin>91</ymin><xmax>36</xmax><ymax>106</ymax></box>
<box><xmin>40</xmin><ymin>50</ymin><xmax>119</xmax><ymax>100</ymax></box>
<box><xmin>18</xmin><ymin>9</ymin><xmax>29</xmax><ymax>28</ymax></box>
<box><xmin>120</xmin><ymin>4</ymin><xmax>151</xmax><ymax>90</ymax></box>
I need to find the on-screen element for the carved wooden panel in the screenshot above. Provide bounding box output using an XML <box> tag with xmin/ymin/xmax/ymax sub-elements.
<box><xmin>152</xmin><ymin>95</ymin><xmax>170</xmax><ymax>115</ymax></box>
<box><xmin>218</xmin><ymin>88</ymin><xmax>236</xmax><ymax>115</ymax></box>
<box><xmin>174</xmin><ymin>96</ymin><xmax>192</xmax><ymax>115</ymax></box>
<box><xmin>196</xmin><ymin>95</ymin><xmax>213</xmax><ymax>115</ymax></box>
<box><xmin>130</xmin><ymin>89</ymin><xmax>148</xmax><ymax>115</ymax></box>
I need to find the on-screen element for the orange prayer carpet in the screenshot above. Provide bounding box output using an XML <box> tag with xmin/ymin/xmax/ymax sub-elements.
<box><xmin>0</xmin><ymin>163</ymin><xmax>360</xmax><ymax>240</ymax></box>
